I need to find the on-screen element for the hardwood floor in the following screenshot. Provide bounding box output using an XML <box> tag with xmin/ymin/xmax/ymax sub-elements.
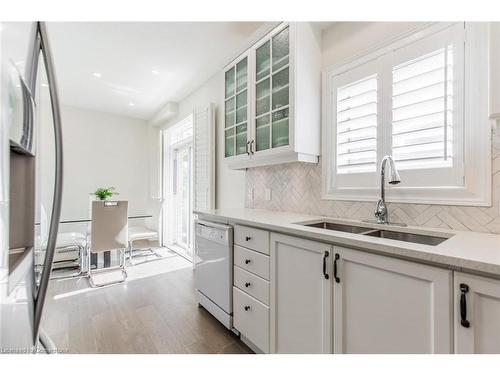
<box><xmin>42</xmin><ymin>256</ymin><xmax>253</xmax><ymax>354</ymax></box>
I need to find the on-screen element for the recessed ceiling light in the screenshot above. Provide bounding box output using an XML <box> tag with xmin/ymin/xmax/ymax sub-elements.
<box><xmin>151</xmin><ymin>69</ymin><xmax>159</xmax><ymax>75</ymax></box>
<box><xmin>41</xmin><ymin>83</ymin><xmax>48</xmax><ymax>87</ymax></box>
<box><xmin>128</xmin><ymin>102</ymin><xmax>135</xmax><ymax>107</ymax></box>
<box><xmin>92</xmin><ymin>72</ymin><xmax>101</xmax><ymax>78</ymax></box>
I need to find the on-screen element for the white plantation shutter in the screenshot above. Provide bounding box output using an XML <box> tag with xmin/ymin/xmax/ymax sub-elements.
<box><xmin>336</xmin><ymin>75</ymin><xmax>378</xmax><ymax>174</ymax></box>
<box><xmin>391</xmin><ymin>47</ymin><xmax>454</xmax><ymax>170</ymax></box>
<box><xmin>323</xmin><ymin>23</ymin><xmax>488</xmax><ymax>204</ymax></box>
<box><xmin>193</xmin><ymin>103</ymin><xmax>215</xmax><ymax>211</ymax></box>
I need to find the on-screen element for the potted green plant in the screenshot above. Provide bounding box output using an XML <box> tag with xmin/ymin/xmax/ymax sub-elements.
<box><xmin>92</xmin><ymin>187</ymin><xmax>119</xmax><ymax>201</ymax></box>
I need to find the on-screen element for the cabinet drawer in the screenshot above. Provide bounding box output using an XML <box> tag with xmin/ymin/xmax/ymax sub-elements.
<box><xmin>234</xmin><ymin>225</ymin><xmax>269</xmax><ymax>255</ymax></box>
<box><xmin>234</xmin><ymin>245</ymin><xmax>270</xmax><ymax>280</ymax></box>
<box><xmin>234</xmin><ymin>265</ymin><xmax>270</xmax><ymax>305</ymax></box>
<box><xmin>233</xmin><ymin>286</ymin><xmax>270</xmax><ymax>353</ymax></box>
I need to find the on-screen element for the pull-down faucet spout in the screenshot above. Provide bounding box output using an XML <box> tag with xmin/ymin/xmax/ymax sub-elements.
<box><xmin>374</xmin><ymin>155</ymin><xmax>401</xmax><ymax>224</ymax></box>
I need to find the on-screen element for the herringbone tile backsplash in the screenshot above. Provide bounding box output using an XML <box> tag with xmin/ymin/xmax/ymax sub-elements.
<box><xmin>245</xmin><ymin>133</ymin><xmax>500</xmax><ymax>233</ymax></box>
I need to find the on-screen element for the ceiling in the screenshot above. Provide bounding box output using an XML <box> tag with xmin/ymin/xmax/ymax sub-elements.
<box><xmin>47</xmin><ymin>22</ymin><xmax>276</xmax><ymax>120</ymax></box>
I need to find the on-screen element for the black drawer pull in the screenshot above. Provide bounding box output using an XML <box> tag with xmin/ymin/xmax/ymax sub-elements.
<box><xmin>460</xmin><ymin>283</ymin><xmax>470</xmax><ymax>328</ymax></box>
<box><xmin>322</xmin><ymin>251</ymin><xmax>329</xmax><ymax>280</ymax></box>
<box><xmin>244</xmin><ymin>305</ymin><xmax>251</xmax><ymax>311</ymax></box>
<box><xmin>245</xmin><ymin>259</ymin><xmax>251</xmax><ymax>264</ymax></box>
<box><xmin>245</xmin><ymin>236</ymin><xmax>251</xmax><ymax>241</ymax></box>
<box><xmin>333</xmin><ymin>253</ymin><xmax>340</xmax><ymax>283</ymax></box>
<box><xmin>245</xmin><ymin>282</ymin><xmax>251</xmax><ymax>288</ymax></box>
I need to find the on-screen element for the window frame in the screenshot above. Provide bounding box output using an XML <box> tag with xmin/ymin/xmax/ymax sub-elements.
<box><xmin>322</xmin><ymin>22</ymin><xmax>491</xmax><ymax>206</ymax></box>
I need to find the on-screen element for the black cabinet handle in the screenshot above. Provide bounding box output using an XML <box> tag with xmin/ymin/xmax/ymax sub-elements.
<box><xmin>333</xmin><ymin>253</ymin><xmax>340</xmax><ymax>283</ymax></box>
<box><xmin>245</xmin><ymin>259</ymin><xmax>251</xmax><ymax>264</ymax></box>
<box><xmin>245</xmin><ymin>236</ymin><xmax>251</xmax><ymax>241</ymax></box>
<box><xmin>245</xmin><ymin>282</ymin><xmax>251</xmax><ymax>288</ymax></box>
<box><xmin>323</xmin><ymin>251</ymin><xmax>329</xmax><ymax>280</ymax></box>
<box><xmin>460</xmin><ymin>283</ymin><xmax>470</xmax><ymax>328</ymax></box>
<box><xmin>244</xmin><ymin>305</ymin><xmax>251</xmax><ymax>311</ymax></box>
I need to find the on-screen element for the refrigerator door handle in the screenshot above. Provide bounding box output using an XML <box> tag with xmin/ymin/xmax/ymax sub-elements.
<box><xmin>38</xmin><ymin>328</ymin><xmax>58</xmax><ymax>354</ymax></box>
<box><xmin>33</xmin><ymin>21</ymin><xmax>64</xmax><ymax>341</ymax></box>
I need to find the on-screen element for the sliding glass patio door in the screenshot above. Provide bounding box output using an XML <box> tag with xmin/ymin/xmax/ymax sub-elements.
<box><xmin>172</xmin><ymin>142</ymin><xmax>193</xmax><ymax>254</ymax></box>
<box><xmin>161</xmin><ymin>115</ymin><xmax>194</xmax><ymax>261</ymax></box>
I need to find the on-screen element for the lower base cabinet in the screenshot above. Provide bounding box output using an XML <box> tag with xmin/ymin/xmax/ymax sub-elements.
<box><xmin>230</xmin><ymin>227</ymin><xmax>500</xmax><ymax>354</ymax></box>
<box><xmin>333</xmin><ymin>246</ymin><xmax>453</xmax><ymax>354</ymax></box>
<box><xmin>454</xmin><ymin>272</ymin><xmax>500</xmax><ymax>353</ymax></box>
<box><xmin>270</xmin><ymin>233</ymin><xmax>332</xmax><ymax>353</ymax></box>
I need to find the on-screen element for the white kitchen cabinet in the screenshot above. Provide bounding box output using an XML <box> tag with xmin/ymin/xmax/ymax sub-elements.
<box><xmin>269</xmin><ymin>233</ymin><xmax>332</xmax><ymax>353</ymax></box>
<box><xmin>333</xmin><ymin>246</ymin><xmax>453</xmax><ymax>354</ymax></box>
<box><xmin>224</xmin><ymin>22</ymin><xmax>321</xmax><ymax>169</ymax></box>
<box><xmin>454</xmin><ymin>272</ymin><xmax>500</xmax><ymax>353</ymax></box>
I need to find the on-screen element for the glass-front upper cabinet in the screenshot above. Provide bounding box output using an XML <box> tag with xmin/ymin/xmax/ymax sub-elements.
<box><xmin>255</xmin><ymin>26</ymin><xmax>290</xmax><ymax>153</ymax></box>
<box><xmin>224</xmin><ymin>23</ymin><xmax>321</xmax><ymax>169</ymax></box>
<box><xmin>225</xmin><ymin>56</ymin><xmax>249</xmax><ymax>158</ymax></box>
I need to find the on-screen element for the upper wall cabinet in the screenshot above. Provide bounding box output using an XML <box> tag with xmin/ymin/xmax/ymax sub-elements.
<box><xmin>224</xmin><ymin>23</ymin><xmax>321</xmax><ymax>169</ymax></box>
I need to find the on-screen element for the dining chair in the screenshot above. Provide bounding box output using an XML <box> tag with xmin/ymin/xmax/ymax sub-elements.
<box><xmin>36</xmin><ymin>205</ymin><xmax>87</xmax><ymax>279</ymax></box>
<box><xmin>88</xmin><ymin>200</ymin><xmax>128</xmax><ymax>287</ymax></box>
<box><xmin>127</xmin><ymin>199</ymin><xmax>162</xmax><ymax>265</ymax></box>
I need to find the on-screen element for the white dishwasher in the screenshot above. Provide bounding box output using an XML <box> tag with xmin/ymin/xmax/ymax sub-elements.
<box><xmin>194</xmin><ymin>219</ymin><xmax>233</xmax><ymax>330</ymax></box>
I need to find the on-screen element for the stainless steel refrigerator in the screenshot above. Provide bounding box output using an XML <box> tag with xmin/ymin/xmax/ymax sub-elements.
<box><xmin>0</xmin><ymin>22</ymin><xmax>63</xmax><ymax>353</ymax></box>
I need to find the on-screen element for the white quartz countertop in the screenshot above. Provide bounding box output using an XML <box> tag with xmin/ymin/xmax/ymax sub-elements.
<box><xmin>195</xmin><ymin>208</ymin><xmax>500</xmax><ymax>277</ymax></box>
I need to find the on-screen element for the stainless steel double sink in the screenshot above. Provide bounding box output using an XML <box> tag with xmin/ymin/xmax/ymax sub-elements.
<box><xmin>299</xmin><ymin>221</ymin><xmax>449</xmax><ymax>246</ymax></box>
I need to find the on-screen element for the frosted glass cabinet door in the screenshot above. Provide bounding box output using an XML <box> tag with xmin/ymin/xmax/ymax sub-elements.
<box><xmin>225</xmin><ymin>56</ymin><xmax>249</xmax><ymax>159</ymax></box>
<box><xmin>253</xmin><ymin>26</ymin><xmax>290</xmax><ymax>155</ymax></box>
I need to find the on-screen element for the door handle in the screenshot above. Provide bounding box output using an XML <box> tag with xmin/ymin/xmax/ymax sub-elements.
<box><xmin>322</xmin><ymin>251</ymin><xmax>329</xmax><ymax>279</ymax></box>
<box><xmin>246</xmin><ymin>141</ymin><xmax>250</xmax><ymax>155</ymax></box>
<box><xmin>39</xmin><ymin>328</ymin><xmax>58</xmax><ymax>354</ymax></box>
<box><xmin>34</xmin><ymin>22</ymin><xmax>64</xmax><ymax>342</ymax></box>
<box><xmin>333</xmin><ymin>253</ymin><xmax>340</xmax><ymax>283</ymax></box>
<box><xmin>250</xmin><ymin>140</ymin><xmax>255</xmax><ymax>154</ymax></box>
<box><xmin>460</xmin><ymin>283</ymin><xmax>470</xmax><ymax>328</ymax></box>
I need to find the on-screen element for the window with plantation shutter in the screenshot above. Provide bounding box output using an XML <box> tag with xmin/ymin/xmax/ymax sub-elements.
<box><xmin>323</xmin><ymin>23</ymin><xmax>490</xmax><ymax>206</ymax></box>
<box><xmin>391</xmin><ymin>47</ymin><xmax>454</xmax><ymax>170</ymax></box>
<box><xmin>336</xmin><ymin>74</ymin><xmax>378</xmax><ymax>174</ymax></box>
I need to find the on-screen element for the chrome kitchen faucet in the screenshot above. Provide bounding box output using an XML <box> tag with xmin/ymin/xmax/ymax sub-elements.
<box><xmin>374</xmin><ymin>155</ymin><xmax>401</xmax><ymax>224</ymax></box>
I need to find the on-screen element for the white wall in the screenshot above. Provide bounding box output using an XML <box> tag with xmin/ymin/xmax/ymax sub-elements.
<box><xmin>38</xmin><ymin>103</ymin><xmax>151</xmax><ymax>228</ymax></box>
<box><xmin>162</xmin><ymin>71</ymin><xmax>247</xmax><ymax>209</ymax></box>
